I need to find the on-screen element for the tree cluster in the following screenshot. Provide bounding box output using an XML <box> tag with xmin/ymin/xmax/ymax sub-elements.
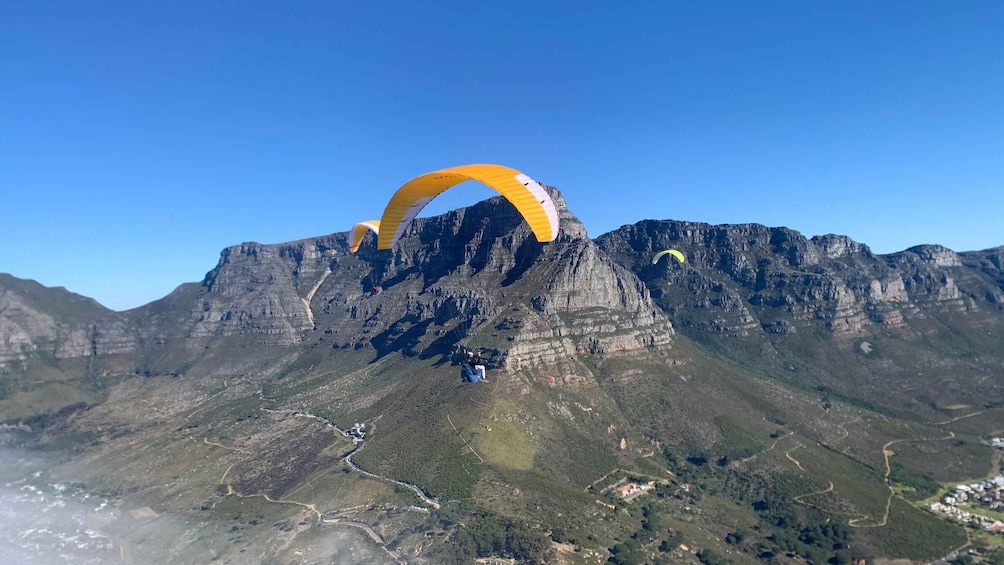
<box><xmin>443</xmin><ymin>512</ymin><xmax>554</xmax><ymax>565</ymax></box>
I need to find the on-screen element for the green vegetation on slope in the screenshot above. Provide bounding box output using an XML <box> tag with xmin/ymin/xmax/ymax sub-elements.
<box><xmin>855</xmin><ymin>498</ymin><xmax>967</xmax><ymax>561</ymax></box>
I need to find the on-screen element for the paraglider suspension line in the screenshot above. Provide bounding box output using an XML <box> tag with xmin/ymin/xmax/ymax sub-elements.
<box><xmin>447</xmin><ymin>413</ymin><xmax>485</xmax><ymax>464</ymax></box>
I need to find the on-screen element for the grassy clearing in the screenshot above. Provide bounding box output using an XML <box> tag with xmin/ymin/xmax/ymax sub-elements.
<box><xmin>478</xmin><ymin>400</ymin><xmax>537</xmax><ymax>470</ymax></box>
<box><xmin>891</xmin><ymin>435</ymin><xmax>993</xmax><ymax>483</ymax></box>
<box><xmin>714</xmin><ymin>415</ymin><xmax>767</xmax><ymax>463</ymax></box>
<box><xmin>972</xmin><ymin>530</ymin><xmax>1004</xmax><ymax>547</ymax></box>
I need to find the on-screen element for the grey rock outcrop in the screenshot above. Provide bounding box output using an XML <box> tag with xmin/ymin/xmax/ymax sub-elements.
<box><xmin>309</xmin><ymin>188</ymin><xmax>675</xmax><ymax>371</ymax></box>
<box><xmin>4</xmin><ymin>188</ymin><xmax>662</xmax><ymax>376</ymax></box>
<box><xmin>595</xmin><ymin>220</ymin><xmax>1004</xmax><ymax>415</ymax></box>
<box><xmin>595</xmin><ymin>220</ymin><xmax>1002</xmax><ymax>338</ymax></box>
<box><xmin>189</xmin><ymin>239</ymin><xmax>336</xmax><ymax>343</ymax></box>
<box><xmin>810</xmin><ymin>234</ymin><xmax>872</xmax><ymax>259</ymax></box>
<box><xmin>0</xmin><ymin>274</ymin><xmax>138</xmax><ymax>371</ymax></box>
<box><xmin>961</xmin><ymin>246</ymin><xmax>1004</xmax><ymax>299</ymax></box>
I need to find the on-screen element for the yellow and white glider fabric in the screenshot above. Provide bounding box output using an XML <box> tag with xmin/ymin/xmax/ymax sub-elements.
<box><xmin>348</xmin><ymin>220</ymin><xmax>380</xmax><ymax>253</ymax></box>
<box><xmin>376</xmin><ymin>164</ymin><xmax>559</xmax><ymax>250</ymax></box>
<box><xmin>652</xmin><ymin>249</ymin><xmax>686</xmax><ymax>264</ymax></box>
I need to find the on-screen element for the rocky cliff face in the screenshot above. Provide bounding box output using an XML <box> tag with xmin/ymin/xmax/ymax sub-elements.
<box><xmin>304</xmin><ymin>188</ymin><xmax>675</xmax><ymax>372</ymax></box>
<box><xmin>4</xmin><ymin>197</ymin><xmax>1000</xmax><ymax>417</ymax></box>
<box><xmin>185</xmin><ymin>238</ymin><xmax>337</xmax><ymax>344</ymax></box>
<box><xmin>0</xmin><ymin>188</ymin><xmax>671</xmax><ymax>377</ymax></box>
<box><xmin>0</xmin><ymin>274</ymin><xmax>137</xmax><ymax>371</ymax></box>
<box><xmin>595</xmin><ymin>220</ymin><xmax>1003</xmax><ymax>338</ymax></box>
<box><xmin>961</xmin><ymin>245</ymin><xmax>1004</xmax><ymax>297</ymax></box>
<box><xmin>595</xmin><ymin>220</ymin><xmax>1004</xmax><ymax>415</ymax></box>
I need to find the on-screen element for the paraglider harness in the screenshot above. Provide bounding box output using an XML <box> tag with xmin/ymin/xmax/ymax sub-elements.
<box><xmin>453</xmin><ymin>345</ymin><xmax>488</xmax><ymax>383</ymax></box>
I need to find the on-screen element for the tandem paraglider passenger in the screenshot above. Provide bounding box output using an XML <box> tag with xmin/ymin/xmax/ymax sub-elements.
<box><xmin>455</xmin><ymin>346</ymin><xmax>488</xmax><ymax>383</ymax></box>
<box><xmin>460</xmin><ymin>360</ymin><xmax>487</xmax><ymax>383</ymax></box>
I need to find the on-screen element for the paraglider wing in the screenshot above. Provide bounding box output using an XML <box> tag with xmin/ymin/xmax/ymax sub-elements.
<box><xmin>348</xmin><ymin>220</ymin><xmax>380</xmax><ymax>253</ymax></box>
<box><xmin>376</xmin><ymin>164</ymin><xmax>559</xmax><ymax>250</ymax></box>
<box><xmin>652</xmin><ymin>249</ymin><xmax>686</xmax><ymax>265</ymax></box>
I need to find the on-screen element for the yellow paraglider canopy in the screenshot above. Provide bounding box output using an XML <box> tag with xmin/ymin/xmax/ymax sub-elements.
<box><xmin>652</xmin><ymin>249</ymin><xmax>686</xmax><ymax>265</ymax></box>
<box><xmin>376</xmin><ymin>164</ymin><xmax>559</xmax><ymax>250</ymax></box>
<box><xmin>348</xmin><ymin>220</ymin><xmax>380</xmax><ymax>253</ymax></box>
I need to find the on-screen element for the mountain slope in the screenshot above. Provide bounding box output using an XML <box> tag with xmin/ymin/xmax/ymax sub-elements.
<box><xmin>1</xmin><ymin>196</ymin><xmax>999</xmax><ymax>564</ymax></box>
<box><xmin>595</xmin><ymin>220</ymin><xmax>1004</xmax><ymax>420</ymax></box>
<box><xmin>0</xmin><ymin>274</ymin><xmax>142</xmax><ymax>420</ymax></box>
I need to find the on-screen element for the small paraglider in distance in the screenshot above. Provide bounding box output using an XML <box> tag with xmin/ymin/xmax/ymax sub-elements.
<box><xmin>371</xmin><ymin>284</ymin><xmax>382</xmax><ymax>294</ymax></box>
<box><xmin>653</xmin><ymin>250</ymin><xmax>686</xmax><ymax>288</ymax></box>
<box><xmin>652</xmin><ymin>249</ymin><xmax>686</xmax><ymax>265</ymax></box>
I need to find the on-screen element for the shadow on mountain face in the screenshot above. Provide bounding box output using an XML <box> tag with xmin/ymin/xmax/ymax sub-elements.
<box><xmin>502</xmin><ymin>238</ymin><xmax>545</xmax><ymax>287</ymax></box>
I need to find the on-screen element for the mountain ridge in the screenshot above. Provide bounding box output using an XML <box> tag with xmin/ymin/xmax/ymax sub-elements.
<box><xmin>1</xmin><ymin>190</ymin><xmax>1001</xmax><ymax>564</ymax></box>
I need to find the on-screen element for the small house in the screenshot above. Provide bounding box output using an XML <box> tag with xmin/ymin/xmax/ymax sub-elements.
<box><xmin>617</xmin><ymin>483</ymin><xmax>640</xmax><ymax>498</ymax></box>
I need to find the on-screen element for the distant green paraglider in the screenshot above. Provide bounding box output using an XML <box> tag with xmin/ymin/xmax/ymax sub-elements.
<box><xmin>652</xmin><ymin>249</ymin><xmax>686</xmax><ymax>265</ymax></box>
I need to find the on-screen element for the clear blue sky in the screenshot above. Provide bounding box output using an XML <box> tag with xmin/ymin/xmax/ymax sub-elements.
<box><xmin>3</xmin><ymin>1</ymin><xmax>1002</xmax><ymax>310</ymax></box>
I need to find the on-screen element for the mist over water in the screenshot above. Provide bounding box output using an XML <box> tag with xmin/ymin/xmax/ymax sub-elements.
<box><xmin>0</xmin><ymin>447</ymin><xmax>119</xmax><ymax>564</ymax></box>
<box><xmin>0</xmin><ymin>442</ymin><xmax>365</xmax><ymax>565</ymax></box>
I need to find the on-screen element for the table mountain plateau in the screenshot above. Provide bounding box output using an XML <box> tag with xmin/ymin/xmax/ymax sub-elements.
<box><xmin>1</xmin><ymin>189</ymin><xmax>1001</xmax><ymax>565</ymax></box>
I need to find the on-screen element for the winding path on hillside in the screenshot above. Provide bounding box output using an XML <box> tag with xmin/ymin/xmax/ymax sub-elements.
<box><xmin>197</xmin><ymin>434</ymin><xmax>323</xmax><ymax>520</ymax></box>
<box><xmin>344</xmin><ymin>443</ymin><xmax>440</xmax><ymax>509</ymax></box>
<box><xmin>256</xmin><ymin>388</ymin><xmax>440</xmax><ymax>508</ymax></box>
<box><xmin>219</xmin><ymin>477</ymin><xmax>405</xmax><ymax>564</ymax></box>
<box><xmin>935</xmin><ymin>409</ymin><xmax>986</xmax><ymax>426</ymax></box>
<box><xmin>734</xmin><ymin>431</ymin><xmax>794</xmax><ymax>466</ymax></box>
<box><xmin>793</xmin><ymin>481</ymin><xmax>834</xmax><ymax>505</ymax></box>
<box><xmin>785</xmin><ymin>440</ymin><xmax>884</xmax><ymax>526</ymax></box>
<box><xmin>268</xmin><ymin>407</ymin><xmax>434</xmax><ymax>505</ymax></box>
<box><xmin>849</xmin><ymin>431</ymin><xmax>956</xmax><ymax>528</ymax></box>
<box><xmin>177</xmin><ymin>382</ymin><xmax>438</xmax><ymax>562</ymax></box>
<box><xmin>785</xmin><ymin>444</ymin><xmax>807</xmax><ymax>472</ymax></box>
<box><xmin>321</xmin><ymin>519</ymin><xmax>405</xmax><ymax>564</ymax></box>
<box><xmin>784</xmin><ymin>430</ymin><xmax>959</xmax><ymax>528</ymax></box>
<box><xmin>195</xmin><ymin>425</ymin><xmax>410</xmax><ymax>563</ymax></box>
